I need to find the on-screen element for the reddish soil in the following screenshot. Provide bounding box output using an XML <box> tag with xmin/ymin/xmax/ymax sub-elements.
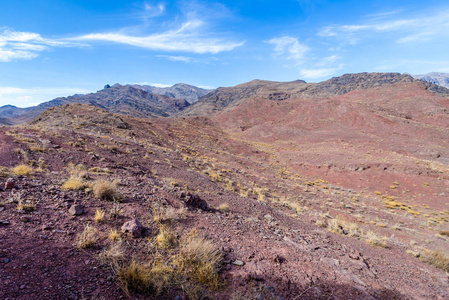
<box><xmin>0</xmin><ymin>95</ymin><xmax>448</xmax><ymax>299</ymax></box>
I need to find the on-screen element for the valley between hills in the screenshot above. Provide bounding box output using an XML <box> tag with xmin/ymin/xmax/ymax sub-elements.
<box><xmin>1</xmin><ymin>72</ymin><xmax>449</xmax><ymax>299</ymax></box>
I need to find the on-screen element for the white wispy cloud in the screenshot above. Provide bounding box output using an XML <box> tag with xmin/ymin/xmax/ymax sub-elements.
<box><xmin>267</xmin><ymin>36</ymin><xmax>309</xmax><ymax>63</ymax></box>
<box><xmin>70</xmin><ymin>20</ymin><xmax>244</xmax><ymax>54</ymax></box>
<box><xmin>299</xmin><ymin>64</ymin><xmax>343</xmax><ymax>79</ymax></box>
<box><xmin>317</xmin><ymin>8</ymin><xmax>449</xmax><ymax>45</ymax></box>
<box><xmin>0</xmin><ymin>86</ymin><xmax>91</xmax><ymax>107</ymax></box>
<box><xmin>0</xmin><ymin>27</ymin><xmax>85</xmax><ymax>62</ymax></box>
<box><xmin>157</xmin><ymin>54</ymin><xmax>192</xmax><ymax>63</ymax></box>
<box><xmin>143</xmin><ymin>2</ymin><xmax>166</xmax><ymax>18</ymax></box>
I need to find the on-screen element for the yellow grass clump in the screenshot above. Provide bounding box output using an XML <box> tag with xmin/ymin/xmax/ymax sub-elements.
<box><xmin>92</xmin><ymin>179</ymin><xmax>120</xmax><ymax>201</ymax></box>
<box><xmin>76</xmin><ymin>224</ymin><xmax>98</xmax><ymax>249</ymax></box>
<box><xmin>12</xmin><ymin>164</ymin><xmax>33</xmax><ymax>176</ymax></box>
<box><xmin>95</xmin><ymin>209</ymin><xmax>106</xmax><ymax>223</ymax></box>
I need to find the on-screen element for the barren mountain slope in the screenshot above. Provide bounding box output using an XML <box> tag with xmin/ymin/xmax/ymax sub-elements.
<box><xmin>184</xmin><ymin>72</ymin><xmax>449</xmax><ymax>116</ymax></box>
<box><xmin>0</xmin><ymin>102</ymin><xmax>448</xmax><ymax>299</ymax></box>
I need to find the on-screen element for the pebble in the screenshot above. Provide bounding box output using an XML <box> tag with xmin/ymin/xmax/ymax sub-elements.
<box><xmin>4</xmin><ymin>258</ymin><xmax>11</xmax><ymax>263</ymax></box>
<box><xmin>232</xmin><ymin>259</ymin><xmax>245</xmax><ymax>266</ymax></box>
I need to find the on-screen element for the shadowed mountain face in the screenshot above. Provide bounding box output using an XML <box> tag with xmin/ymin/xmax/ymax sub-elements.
<box><xmin>414</xmin><ymin>72</ymin><xmax>449</xmax><ymax>89</ymax></box>
<box><xmin>127</xmin><ymin>83</ymin><xmax>210</xmax><ymax>104</ymax></box>
<box><xmin>8</xmin><ymin>84</ymin><xmax>191</xmax><ymax>124</ymax></box>
<box><xmin>0</xmin><ymin>105</ymin><xmax>31</xmax><ymax>118</ymax></box>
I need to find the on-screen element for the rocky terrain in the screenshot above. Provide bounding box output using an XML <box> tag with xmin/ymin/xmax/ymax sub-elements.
<box><xmin>185</xmin><ymin>73</ymin><xmax>449</xmax><ymax>116</ymax></box>
<box><xmin>127</xmin><ymin>83</ymin><xmax>210</xmax><ymax>104</ymax></box>
<box><xmin>1</xmin><ymin>73</ymin><xmax>449</xmax><ymax>299</ymax></box>
<box><xmin>2</xmin><ymin>82</ymin><xmax>206</xmax><ymax>125</ymax></box>
<box><xmin>414</xmin><ymin>72</ymin><xmax>449</xmax><ymax>89</ymax></box>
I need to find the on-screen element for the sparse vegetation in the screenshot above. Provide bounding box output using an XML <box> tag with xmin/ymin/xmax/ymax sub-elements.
<box><xmin>95</xmin><ymin>208</ymin><xmax>106</xmax><ymax>223</ymax></box>
<box><xmin>421</xmin><ymin>250</ymin><xmax>449</xmax><ymax>272</ymax></box>
<box><xmin>178</xmin><ymin>235</ymin><xmax>223</xmax><ymax>289</ymax></box>
<box><xmin>108</xmin><ymin>229</ymin><xmax>121</xmax><ymax>242</ymax></box>
<box><xmin>76</xmin><ymin>224</ymin><xmax>98</xmax><ymax>249</ymax></box>
<box><xmin>62</xmin><ymin>177</ymin><xmax>85</xmax><ymax>190</ymax></box>
<box><xmin>12</xmin><ymin>164</ymin><xmax>33</xmax><ymax>176</ymax></box>
<box><xmin>156</xmin><ymin>226</ymin><xmax>177</xmax><ymax>249</ymax></box>
<box><xmin>218</xmin><ymin>203</ymin><xmax>229</xmax><ymax>212</ymax></box>
<box><xmin>92</xmin><ymin>179</ymin><xmax>120</xmax><ymax>201</ymax></box>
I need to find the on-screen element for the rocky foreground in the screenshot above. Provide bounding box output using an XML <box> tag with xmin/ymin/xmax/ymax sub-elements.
<box><xmin>0</xmin><ymin>100</ymin><xmax>448</xmax><ymax>299</ymax></box>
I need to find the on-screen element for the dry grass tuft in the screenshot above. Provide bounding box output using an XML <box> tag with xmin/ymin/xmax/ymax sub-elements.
<box><xmin>92</xmin><ymin>179</ymin><xmax>120</xmax><ymax>201</ymax></box>
<box><xmin>109</xmin><ymin>228</ymin><xmax>121</xmax><ymax>242</ymax></box>
<box><xmin>118</xmin><ymin>259</ymin><xmax>152</xmax><ymax>294</ymax></box>
<box><xmin>0</xmin><ymin>166</ymin><xmax>10</xmax><ymax>177</ymax></box>
<box><xmin>95</xmin><ymin>209</ymin><xmax>106</xmax><ymax>223</ymax></box>
<box><xmin>12</xmin><ymin>164</ymin><xmax>33</xmax><ymax>176</ymax></box>
<box><xmin>100</xmin><ymin>242</ymin><xmax>125</xmax><ymax>265</ymax></box>
<box><xmin>62</xmin><ymin>177</ymin><xmax>85</xmax><ymax>191</ymax></box>
<box><xmin>76</xmin><ymin>224</ymin><xmax>98</xmax><ymax>249</ymax></box>
<box><xmin>218</xmin><ymin>203</ymin><xmax>230</xmax><ymax>212</ymax></box>
<box><xmin>421</xmin><ymin>250</ymin><xmax>449</xmax><ymax>272</ymax></box>
<box><xmin>178</xmin><ymin>235</ymin><xmax>223</xmax><ymax>289</ymax></box>
<box><xmin>156</xmin><ymin>226</ymin><xmax>177</xmax><ymax>250</ymax></box>
<box><xmin>365</xmin><ymin>231</ymin><xmax>388</xmax><ymax>248</ymax></box>
<box><xmin>152</xmin><ymin>205</ymin><xmax>186</xmax><ymax>223</ymax></box>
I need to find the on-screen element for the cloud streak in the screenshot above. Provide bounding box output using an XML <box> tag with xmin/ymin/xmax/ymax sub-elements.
<box><xmin>318</xmin><ymin>8</ymin><xmax>449</xmax><ymax>45</ymax></box>
<box><xmin>0</xmin><ymin>27</ymin><xmax>85</xmax><ymax>62</ymax></box>
<box><xmin>70</xmin><ymin>20</ymin><xmax>244</xmax><ymax>54</ymax></box>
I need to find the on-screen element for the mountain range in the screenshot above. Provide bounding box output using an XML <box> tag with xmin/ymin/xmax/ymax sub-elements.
<box><xmin>413</xmin><ymin>72</ymin><xmax>449</xmax><ymax>89</ymax></box>
<box><xmin>2</xmin><ymin>72</ymin><xmax>449</xmax><ymax>126</ymax></box>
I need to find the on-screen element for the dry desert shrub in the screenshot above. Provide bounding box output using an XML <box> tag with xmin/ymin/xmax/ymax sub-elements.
<box><xmin>156</xmin><ymin>226</ymin><xmax>177</xmax><ymax>250</ymax></box>
<box><xmin>100</xmin><ymin>242</ymin><xmax>125</xmax><ymax>265</ymax></box>
<box><xmin>12</xmin><ymin>164</ymin><xmax>33</xmax><ymax>176</ymax></box>
<box><xmin>0</xmin><ymin>166</ymin><xmax>10</xmax><ymax>177</ymax></box>
<box><xmin>365</xmin><ymin>231</ymin><xmax>388</xmax><ymax>248</ymax></box>
<box><xmin>76</xmin><ymin>224</ymin><xmax>98</xmax><ymax>249</ymax></box>
<box><xmin>178</xmin><ymin>235</ymin><xmax>223</xmax><ymax>289</ymax></box>
<box><xmin>62</xmin><ymin>177</ymin><xmax>85</xmax><ymax>190</ymax></box>
<box><xmin>62</xmin><ymin>163</ymin><xmax>87</xmax><ymax>190</ymax></box>
<box><xmin>152</xmin><ymin>205</ymin><xmax>186</xmax><ymax>223</ymax></box>
<box><xmin>421</xmin><ymin>249</ymin><xmax>449</xmax><ymax>272</ymax></box>
<box><xmin>118</xmin><ymin>259</ymin><xmax>152</xmax><ymax>294</ymax></box>
<box><xmin>92</xmin><ymin>179</ymin><xmax>120</xmax><ymax>201</ymax></box>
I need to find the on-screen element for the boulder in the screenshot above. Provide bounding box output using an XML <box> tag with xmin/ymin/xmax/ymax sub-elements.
<box><xmin>69</xmin><ymin>204</ymin><xmax>84</xmax><ymax>216</ymax></box>
<box><xmin>121</xmin><ymin>219</ymin><xmax>144</xmax><ymax>238</ymax></box>
<box><xmin>181</xmin><ymin>192</ymin><xmax>209</xmax><ymax>211</ymax></box>
<box><xmin>5</xmin><ymin>178</ymin><xmax>15</xmax><ymax>189</ymax></box>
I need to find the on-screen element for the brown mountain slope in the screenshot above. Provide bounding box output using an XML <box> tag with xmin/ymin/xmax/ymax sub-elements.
<box><xmin>184</xmin><ymin>72</ymin><xmax>449</xmax><ymax>116</ymax></box>
<box><xmin>0</xmin><ymin>99</ymin><xmax>448</xmax><ymax>299</ymax></box>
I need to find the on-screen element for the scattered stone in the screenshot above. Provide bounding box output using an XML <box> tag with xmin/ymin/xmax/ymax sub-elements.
<box><xmin>121</xmin><ymin>219</ymin><xmax>144</xmax><ymax>238</ymax></box>
<box><xmin>69</xmin><ymin>204</ymin><xmax>84</xmax><ymax>216</ymax></box>
<box><xmin>232</xmin><ymin>259</ymin><xmax>245</xmax><ymax>266</ymax></box>
<box><xmin>181</xmin><ymin>192</ymin><xmax>208</xmax><ymax>211</ymax></box>
<box><xmin>5</xmin><ymin>178</ymin><xmax>15</xmax><ymax>189</ymax></box>
<box><xmin>0</xmin><ymin>220</ymin><xmax>10</xmax><ymax>226</ymax></box>
<box><xmin>4</xmin><ymin>258</ymin><xmax>11</xmax><ymax>263</ymax></box>
<box><xmin>273</xmin><ymin>255</ymin><xmax>285</xmax><ymax>264</ymax></box>
<box><xmin>20</xmin><ymin>216</ymin><xmax>31</xmax><ymax>223</ymax></box>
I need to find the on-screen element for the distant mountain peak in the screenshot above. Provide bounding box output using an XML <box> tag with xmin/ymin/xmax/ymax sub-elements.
<box><xmin>413</xmin><ymin>72</ymin><xmax>449</xmax><ymax>89</ymax></box>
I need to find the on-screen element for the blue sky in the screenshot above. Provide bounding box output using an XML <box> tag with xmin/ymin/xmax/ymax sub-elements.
<box><xmin>1</xmin><ymin>0</ymin><xmax>449</xmax><ymax>107</ymax></box>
